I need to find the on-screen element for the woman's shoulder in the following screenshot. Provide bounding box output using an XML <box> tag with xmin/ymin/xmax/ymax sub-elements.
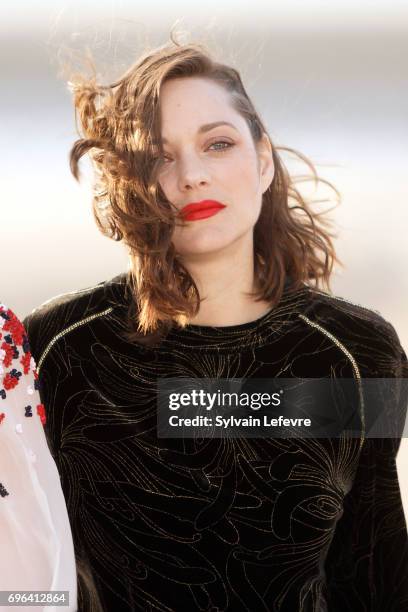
<box><xmin>301</xmin><ymin>285</ymin><xmax>407</xmax><ymax>375</ymax></box>
<box><xmin>304</xmin><ymin>285</ymin><xmax>391</xmax><ymax>328</ymax></box>
<box><xmin>22</xmin><ymin>273</ymin><xmax>128</xmax><ymax>364</ymax></box>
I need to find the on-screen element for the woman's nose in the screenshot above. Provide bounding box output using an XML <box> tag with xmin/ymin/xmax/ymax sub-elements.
<box><xmin>177</xmin><ymin>154</ymin><xmax>210</xmax><ymax>191</ymax></box>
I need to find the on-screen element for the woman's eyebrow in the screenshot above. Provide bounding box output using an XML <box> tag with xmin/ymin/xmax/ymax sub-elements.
<box><xmin>161</xmin><ymin>121</ymin><xmax>238</xmax><ymax>145</ymax></box>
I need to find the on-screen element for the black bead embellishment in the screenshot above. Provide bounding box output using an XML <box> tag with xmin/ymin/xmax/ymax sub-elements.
<box><xmin>0</xmin><ymin>483</ymin><xmax>9</xmax><ymax>497</ymax></box>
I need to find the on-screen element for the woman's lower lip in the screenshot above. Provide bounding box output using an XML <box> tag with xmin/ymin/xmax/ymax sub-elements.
<box><xmin>182</xmin><ymin>207</ymin><xmax>224</xmax><ymax>221</ymax></box>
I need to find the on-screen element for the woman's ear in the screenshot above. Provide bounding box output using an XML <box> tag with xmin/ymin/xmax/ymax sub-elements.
<box><xmin>257</xmin><ymin>133</ymin><xmax>275</xmax><ymax>194</ymax></box>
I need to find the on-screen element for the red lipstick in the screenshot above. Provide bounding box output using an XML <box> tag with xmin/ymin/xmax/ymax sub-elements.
<box><xmin>179</xmin><ymin>200</ymin><xmax>227</xmax><ymax>222</ymax></box>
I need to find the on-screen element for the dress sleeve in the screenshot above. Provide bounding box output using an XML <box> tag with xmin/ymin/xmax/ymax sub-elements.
<box><xmin>0</xmin><ymin>304</ymin><xmax>77</xmax><ymax>612</ymax></box>
<box><xmin>324</xmin><ymin>329</ymin><xmax>408</xmax><ymax>610</ymax></box>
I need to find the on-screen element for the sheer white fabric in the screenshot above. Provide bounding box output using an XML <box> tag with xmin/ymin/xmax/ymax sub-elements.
<box><xmin>0</xmin><ymin>304</ymin><xmax>77</xmax><ymax>611</ymax></box>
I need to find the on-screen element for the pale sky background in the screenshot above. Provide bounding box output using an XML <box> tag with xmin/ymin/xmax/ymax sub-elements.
<box><xmin>1</xmin><ymin>1</ymin><xmax>408</xmax><ymax>517</ymax></box>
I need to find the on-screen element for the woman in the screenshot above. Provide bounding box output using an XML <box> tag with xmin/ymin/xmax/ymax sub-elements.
<box><xmin>23</xmin><ymin>36</ymin><xmax>408</xmax><ymax>611</ymax></box>
<box><xmin>0</xmin><ymin>303</ymin><xmax>77</xmax><ymax>611</ymax></box>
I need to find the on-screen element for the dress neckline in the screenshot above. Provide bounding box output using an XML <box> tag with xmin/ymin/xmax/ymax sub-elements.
<box><xmin>104</xmin><ymin>272</ymin><xmax>312</xmax><ymax>353</ymax></box>
<box><xmin>181</xmin><ymin>303</ymin><xmax>277</xmax><ymax>333</ymax></box>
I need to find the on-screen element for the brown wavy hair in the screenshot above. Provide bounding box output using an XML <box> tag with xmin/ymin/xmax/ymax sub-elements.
<box><xmin>68</xmin><ymin>32</ymin><xmax>341</xmax><ymax>347</ymax></box>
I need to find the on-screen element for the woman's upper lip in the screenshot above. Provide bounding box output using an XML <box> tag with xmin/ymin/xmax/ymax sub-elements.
<box><xmin>179</xmin><ymin>200</ymin><xmax>227</xmax><ymax>215</ymax></box>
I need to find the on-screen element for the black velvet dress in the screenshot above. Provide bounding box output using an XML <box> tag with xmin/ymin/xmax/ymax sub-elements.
<box><xmin>23</xmin><ymin>274</ymin><xmax>408</xmax><ymax>612</ymax></box>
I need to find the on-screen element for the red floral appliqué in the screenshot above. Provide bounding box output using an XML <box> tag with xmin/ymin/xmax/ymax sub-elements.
<box><xmin>3</xmin><ymin>373</ymin><xmax>19</xmax><ymax>391</ymax></box>
<box><xmin>36</xmin><ymin>404</ymin><xmax>46</xmax><ymax>425</ymax></box>
<box><xmin>3</xmin><ymin>312</ymin><xmax>25</xmax><ymax>346</ymax></box>
<box><xmin>20</xmin><ymin>351</ymin><xmax>32</xmax><ymax>375</ymax></box>
<box><xmin>1</xmin><ymin>342</ymin><xmax>14</xmax><ymax>369</ymax></box>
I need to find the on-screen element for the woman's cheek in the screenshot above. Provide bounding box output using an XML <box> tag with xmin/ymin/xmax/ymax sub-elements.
<box><xmin>157</xmin><ymin>173</ymin><xmax>174</xmax><ymax>201</ymax></box>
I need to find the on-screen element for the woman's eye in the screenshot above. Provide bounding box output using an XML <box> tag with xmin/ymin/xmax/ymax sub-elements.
<box><xmin>208</xmin><ymin>140</ymin><xmax>234</xmax><ymax>152</ymax></box>
<box><xmin>155</xmin><ymin>141</ymin><xmax>234</xmax><ymax>164</ymax></box>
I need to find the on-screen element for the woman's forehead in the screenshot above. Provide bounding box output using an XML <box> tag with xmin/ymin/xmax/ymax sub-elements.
<box><xmin>159</xmin><ymin>78</ymin><xmax>234</xmax><ymax>118</ymax></box>
<box><xmin>160</xmin><ymin>75</ymin><xmax>226</xmax><ymax>97</ymax></box>
<box><xmin>159</xmin><ymin>82</ymin><xmax>245</xmax><ymax>142</ymax></box>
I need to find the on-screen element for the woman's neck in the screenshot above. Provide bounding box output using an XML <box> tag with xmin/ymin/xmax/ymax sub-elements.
<box><xmin>180</xmin><ymin>237</ymin><xmax>271</xmax><ymax>327</ymax></box>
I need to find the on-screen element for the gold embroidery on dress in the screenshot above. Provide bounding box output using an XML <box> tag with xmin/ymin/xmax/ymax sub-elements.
<box><xmin>37</xmin><ymin>307</ymin><xmax>114</xmax><ymax>374</ymax></box>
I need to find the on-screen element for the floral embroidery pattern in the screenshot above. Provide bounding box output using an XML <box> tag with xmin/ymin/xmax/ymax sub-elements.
<box><xmin>0</xmin><ymin>304</ymin><xmax>49</xmax><ymax>500</ymax></box>
<box><xmin>0</xmin><ymin>304</ymin><xmax>46</xmax><ymax>426</ymax></box>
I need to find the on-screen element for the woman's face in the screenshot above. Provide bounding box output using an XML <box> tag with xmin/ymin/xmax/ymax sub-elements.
<box><xmin>156</xmin><ymin>76</ymin><xmax>274</xmax><ymax>259</ymax></box>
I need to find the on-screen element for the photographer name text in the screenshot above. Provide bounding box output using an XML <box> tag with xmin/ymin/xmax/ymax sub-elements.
<box><xmin>168</xmin><ymin>415</ymin><xmax>311</xmax><ymax>428</ymax></box>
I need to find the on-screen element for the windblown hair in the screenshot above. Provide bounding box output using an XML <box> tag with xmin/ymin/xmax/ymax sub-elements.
<box><xmin>76</xmin><ymin>553</ymin><xmax>104</xmax><ymax>612</ymax></box>
<box><xmin>68</xmin><ymin>33</ymin><xmax>341</xmax><ymax>347</ymax></box>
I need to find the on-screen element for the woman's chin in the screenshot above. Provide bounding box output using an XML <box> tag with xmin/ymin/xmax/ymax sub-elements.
<box><xmin>173</xmin><ymin>238</ymin><xmax>233</xmax><ymax>259</ymax></box>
